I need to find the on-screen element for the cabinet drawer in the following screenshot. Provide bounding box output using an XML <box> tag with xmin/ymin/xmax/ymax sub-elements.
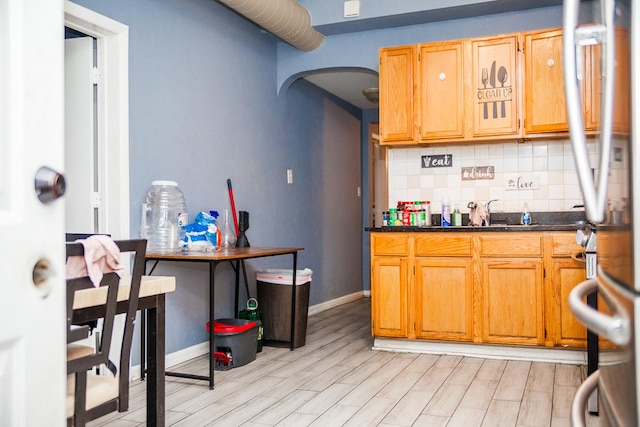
<box><xmin>372</xmin><ymin>234</ymin><xmax>409</xmax><ymax>256</ymax></box>
<box><xmin>415</xmin><ymin>234</ymin><xmax>472</xmax><ymax>256</ymax></box>
<box><xmin>550</xmin><ymin>233</ymin><xmax>582</xmax><ymax>257</ymax></box>
<box><xmin>480</xmin><ymin>234</ymin><xmax>542</xmax><ymax>257</ymax></box>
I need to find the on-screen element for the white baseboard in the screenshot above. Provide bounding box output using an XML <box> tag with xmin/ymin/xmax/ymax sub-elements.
<box><xmin>307</xmin><ymin>291</ymin><xmax>367</xmax><ymax>316</ymax></box>
<box><xmin>373</xmin><ymin>338</ymin><xmax>589</xmax><ymax>365</ymax></box>
<box><xmin>130</xmin><ymin>292</ymin><xmax>370</xmax><ymax>379</ymax></box>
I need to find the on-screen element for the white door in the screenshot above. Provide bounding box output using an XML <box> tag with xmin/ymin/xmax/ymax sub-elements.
<box><xmin>64</xmin><ymin>1</ymin><xmax>130</xmax><ymax>240</ymax></box>
<box><xmin>65</xmin><ymin>36</ymin><xmax>97</xmax><ymax>234</ymax></box>
<box><xmin>0</xmin><ymin>0</ymin><xmax>66</xmax><ymax>425</ymax></box>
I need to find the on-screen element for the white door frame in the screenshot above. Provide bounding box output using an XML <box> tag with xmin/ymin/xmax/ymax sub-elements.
<box><xmin>64</xmin><ymin>1</ymin><xmax>130</xmax><ymax>239</ymax></box>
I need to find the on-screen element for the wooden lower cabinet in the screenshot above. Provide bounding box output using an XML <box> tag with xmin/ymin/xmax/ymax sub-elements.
<box><xmin>414</xmin><ymin>257</ymin><xmax>473</xmax><ymax>341</ymax></box>
<box><xmin>370</xmin><ymin>231</ymin><xmax>588</xmax><ymax>348</ymax></box>
<box><xmin>371</xmin><ymin>256</ymin><xmax>408</xmax><ymax>337</ymax></box>
<box><xmin>550</xmin><ymin>258</ymin><xmax>587</xmax><ymax>347</ymax></box>
<box><xmin>481</xmin><ymin>258</ymin><xmax>544</xmax><ymax>345</ymax></box>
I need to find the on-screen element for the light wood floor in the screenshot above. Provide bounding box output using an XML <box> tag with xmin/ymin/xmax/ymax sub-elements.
<box><xmin>89</xmin><ymin>297</ymin><xmax>600</xmax><ymax>426</ymax></box>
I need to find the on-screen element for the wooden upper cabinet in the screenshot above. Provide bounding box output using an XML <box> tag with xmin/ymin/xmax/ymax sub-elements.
<box><xmin>524</xmin><ymin>29</ymin><xmax>570</xmax><ymax>134</ymax></box>
<box><xmin>585</xmin><ymin>27</ymin><xmax>630</xmax><ymax>135</ymax></box>
<box><xmin>379</xmin><ymin>45</ymin><xmax>417</xmax><ymax>144</ymax></box>
<box><xmin>471</xmin><ymin>35</ymin><xmax>520</xmax><ymax>138</ymax></box>
<box><xmin>418</xmin><ymin>41</ymin><xmax>465</xmax><ymax>141</ymax></box>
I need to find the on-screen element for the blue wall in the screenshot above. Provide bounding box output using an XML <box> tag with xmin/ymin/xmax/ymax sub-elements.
<box><xmin>73</xmin><ymin>0</ymin><xmax>363</xmax><ymax>358</ymax></box>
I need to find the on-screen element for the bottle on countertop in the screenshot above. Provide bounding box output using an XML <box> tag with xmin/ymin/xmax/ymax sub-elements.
<box><xmin>452</xmin><ymin>204</ymin><xmax>462</xmax><ymax>226</ymax></box>
<box><xmin>441</xmin><ymin>197</ymin><xmax>451</xmax><ymax>227</ymax></box>
<box><xmin>521</xmin><ymin>202</ymin><xmax>531</xmax><ymax>226</ymax></box>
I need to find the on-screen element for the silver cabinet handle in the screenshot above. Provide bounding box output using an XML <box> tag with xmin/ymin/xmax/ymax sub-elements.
<box><xmin>568</xmin><ymin>278</ymin><xmax>630</xmax><ymax>345</ymax></box>
<box><xmin>571</xmin><ymin>370</ymin><xmax>599</xmax><ymax>427</ymax></box>
<box><xmin>563</xmin><ymin>0</ymin><xmax>615</xmax><ymax>223</ymax></box>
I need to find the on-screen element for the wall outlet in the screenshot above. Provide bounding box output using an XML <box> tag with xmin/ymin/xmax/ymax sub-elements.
<box><xmin>287</xmin><ymin>169</ymin><xmax>293</xmax><ymax>184</ymax></box>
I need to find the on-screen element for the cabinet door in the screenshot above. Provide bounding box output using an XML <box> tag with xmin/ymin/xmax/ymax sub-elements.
<box><xmin>379</xmin><ymin>45</ymin><xmax>417</xmax><ymax>144</ymax></box>
<box><xmin>414</xmin><ymin>257</ymin><xmax>473</xmax><ymax>341</ymax></box>
<box><xmin>418</xmin><ymin>42</ymin><xmax>465</xmax><ymax>141</ymax></box>
<box><xmin>550</xmin><ymin>258</ymin><xmax>587</xmax><ymax>347</ymax></box>
<box><xmin>371</xmin><ymin>256</ymin><xmax>408</xmax><ymax>337</ymax></box>
<box><xmin>481</xmin><ymin>258</ymin><xmax>544</xmax><ymax>345</ymax></box>
<box><xmin>524</xmin><ymin>29</ymin><xmax>569</xmax><ymax>134</ymax></box>
<box><xmin>585</xmin><ymin>27</ymin><xmax>630</xmax><ymax>134</ymax></box>
<box><xmin>471</xmin><ymin>35</ymin><xmax>520</xmax><ymax>138</ymax></box>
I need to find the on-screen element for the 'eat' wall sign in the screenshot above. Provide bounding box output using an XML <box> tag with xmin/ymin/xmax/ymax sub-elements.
<box><xmin>422</xmin><ymin>154</ymin><xmax>453</xmax><ymax>168</ymax></box>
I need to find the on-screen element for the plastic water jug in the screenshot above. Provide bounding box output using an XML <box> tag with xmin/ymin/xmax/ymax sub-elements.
<box><xmin>140</xmin><ymin>180</ymin><xmax>188</xmax><ymax>253</ymax></box>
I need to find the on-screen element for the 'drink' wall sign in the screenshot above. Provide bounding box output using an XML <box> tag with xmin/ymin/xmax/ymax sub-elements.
<box><xmin>461</xmin><ymin>166</ymin><xmax>495</xmax><ymax>180</ymax></box>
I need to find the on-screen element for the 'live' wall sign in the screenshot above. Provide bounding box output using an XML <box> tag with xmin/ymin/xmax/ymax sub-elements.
<box><xmin>422</xmin><ymin>154</ymin><xmax>453</xmax><ymax>168</ymax></box>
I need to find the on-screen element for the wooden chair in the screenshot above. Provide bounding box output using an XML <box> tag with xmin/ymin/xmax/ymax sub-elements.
<box><xmin>65</xmin><ymin>238</ymin><xmax>146</xmax><ymax>427</ymax></box>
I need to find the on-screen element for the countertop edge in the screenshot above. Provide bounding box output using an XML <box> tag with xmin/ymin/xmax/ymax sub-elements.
<box><xmin>365</xmin><ymin>224</ymin><xmax>582</xmax><ymax>232</ymax></box>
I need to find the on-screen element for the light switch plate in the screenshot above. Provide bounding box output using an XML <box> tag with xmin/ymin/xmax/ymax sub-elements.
<box><xmin>344</xmin><ymin>0</ymin><xmax>360</xmax><ymax>18</ymax></box>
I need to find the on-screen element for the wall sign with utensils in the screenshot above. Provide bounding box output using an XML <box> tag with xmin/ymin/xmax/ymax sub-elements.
<box><xmin>472</xmin><ymin>36</ymin><xmax>519</xmax><ymax>138</ymax></box>
<box><xmin>478</xmin><ymin>60</ymin><xmax>512</xmax><ymax>120</ymax></box>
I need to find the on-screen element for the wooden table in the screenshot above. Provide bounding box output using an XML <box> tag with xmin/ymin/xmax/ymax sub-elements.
<box><xmin>72</xmin><ymin>275</ymin><xmax>175</xmax><ymax>427</ymax></box>
<box><xmin>145</xmin><ymin>246</ymin><xmax>304</xmax><ymax>389</ymax></box>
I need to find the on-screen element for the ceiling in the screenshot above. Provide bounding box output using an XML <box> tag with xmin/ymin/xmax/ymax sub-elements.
<box><xmin>304</xmin><ymin>71</ymin><xmax>379</xmax><ymax>110</ymax></box>
<box><xmin>293</xmin><ymin>1</ymin><xmax>564</xmax><ymax>111</ymax></box>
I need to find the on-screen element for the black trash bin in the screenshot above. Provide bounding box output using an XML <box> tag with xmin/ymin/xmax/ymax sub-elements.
<box><xmin>256</xmin><ymin>268</ymin><xmax>312</xmax><ymax>349</ymax></box>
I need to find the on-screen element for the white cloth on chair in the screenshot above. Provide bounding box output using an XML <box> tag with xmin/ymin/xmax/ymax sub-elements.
<box><xmin>66</xmin><ymin>235</ymin><xmax>124</xmax><ymax>286</ymax></box>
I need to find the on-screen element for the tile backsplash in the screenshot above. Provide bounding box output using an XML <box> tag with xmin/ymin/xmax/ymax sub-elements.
<box><xmin>387</xmin><ymin>139</ymin><xmax>612</xmax><ymax>215</ymax></box>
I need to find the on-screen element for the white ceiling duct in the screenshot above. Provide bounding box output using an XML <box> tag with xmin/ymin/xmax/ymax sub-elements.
<box><xmin>217</xmin><ymin>0</ymin><xmax>325</xmax><ymax>51</ymax></box>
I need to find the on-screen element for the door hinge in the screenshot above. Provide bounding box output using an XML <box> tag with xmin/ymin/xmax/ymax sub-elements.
<box><xmin>90</xmin><ymin>192</ymin><xmax>102</xmax><ymax>208</ymax></box>
<box><xmin>518</xmin><ymin>41</ymin><xmax>523</xmax><ymax>53</ymax></box>
<box><xmin>91</xmin><ymin>67</ymin><xmax>102</xmax><ymax>85</ymax></box>
<box><xmin>544</xmin><ymin>328</ymin><xmax>547</xmax><ymax>338</ymax></box>
<box><xmin>543</xmin><ymin>268</ymin><xmax>546</xmax><ymax>279</ymax></box>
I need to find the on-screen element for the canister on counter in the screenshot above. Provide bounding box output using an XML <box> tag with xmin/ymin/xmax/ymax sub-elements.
<box><xmin>402</xmin><ymin>209</ymin><xmax>411</xmax><ymax>226</ymax></box>
<box><xmin>423</xmin><ymin>201</ymin><xmax>432</xmax><ymax>226</ymax></box>
<box><xmin>388</xmin><ymin>208</ymin><xmax>398</xmax><ymax>226</ymax></box>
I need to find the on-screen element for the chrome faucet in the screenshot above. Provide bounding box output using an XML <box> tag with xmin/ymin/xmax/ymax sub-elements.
<box><xmin>484</xmin><ymin>199</ymin><xmax>499</xmax><ymax>226</ymax></box>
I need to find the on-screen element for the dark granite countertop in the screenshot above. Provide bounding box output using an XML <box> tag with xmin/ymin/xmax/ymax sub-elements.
<box><xmin>365</xmin><ymin>211</ymin><xmax>588</xmax><ymax>232</ymax></box>
<box><xmin>366</xmin><ymin>224</ymin><xmax>583</xmax><ymax>232</ymax></box>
